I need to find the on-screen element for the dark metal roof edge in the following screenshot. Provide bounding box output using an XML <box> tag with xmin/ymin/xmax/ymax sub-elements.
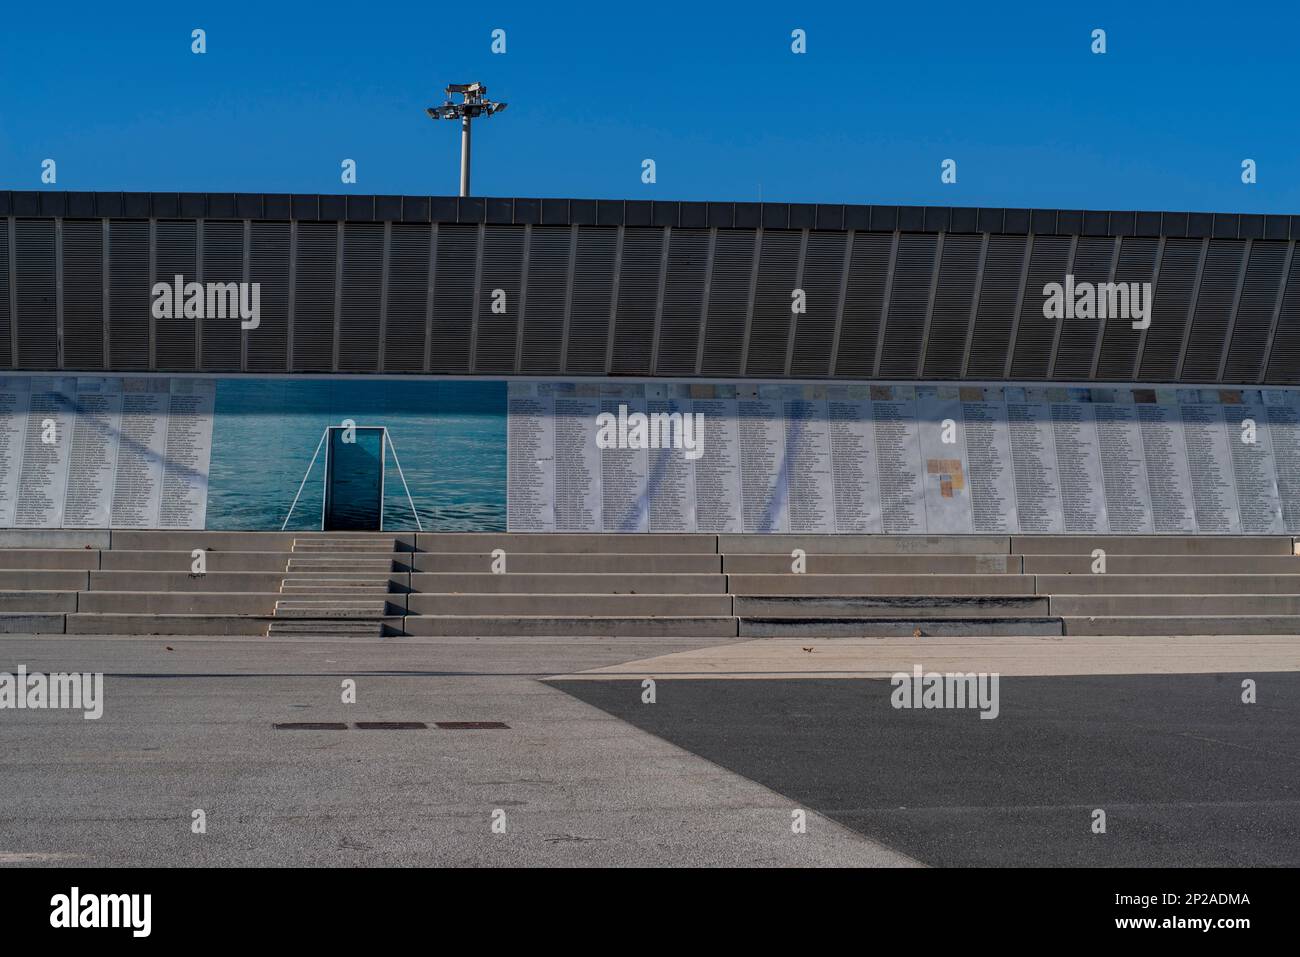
<box><xmin>0</xmin><ymin>190</ymin><xmax>1295</xmax><ymax>240</ymax></box>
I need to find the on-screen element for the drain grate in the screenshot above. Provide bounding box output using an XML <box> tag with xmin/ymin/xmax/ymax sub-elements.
<box><xmin>435</xmin><ymin>721</ymin><xmax>511</xmax><ymax>730</ymax></box>
<box><xmin>274</xmin><ymin>722</ymin><xmax>348</xmax><ymax>730</ymax></box>
<box><xmin>354</xmin><ymin>722</ymin><xmax>428</xmax><ymax>730</ymax></box>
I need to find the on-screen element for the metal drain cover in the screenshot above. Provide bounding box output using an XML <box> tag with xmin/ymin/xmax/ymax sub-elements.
<box><xmin>274</xmin><ymin>722</ymin><xmax>348</xmax><ymax>730</ymax></box>
<box><xmin>354</xmin><ymin>722</ymin><xmax>428</xmax><ymax>730</ymax></box>
<box><xmin>435</xmin><ymin>721</ymin><xmax>510</xmax><ymax>730</ymax></box>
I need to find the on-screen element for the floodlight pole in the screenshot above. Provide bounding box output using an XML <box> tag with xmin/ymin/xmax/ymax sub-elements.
<box><xmin>427</xmin><ymin>82</ymin><xmax>507</xmax><ymax>198</ymax></box>
<box><xmin>460</xmin><ymin>117</ymin><xmax>472</xmax><ymax>197</ymax></box>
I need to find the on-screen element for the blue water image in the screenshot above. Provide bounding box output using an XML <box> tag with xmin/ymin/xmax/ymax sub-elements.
<box><xmin>206</xmin><ymin>378</ymin><xmax>506</xmax><ymax>531</ymax></box>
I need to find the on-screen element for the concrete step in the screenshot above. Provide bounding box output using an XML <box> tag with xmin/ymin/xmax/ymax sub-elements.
<box><xmin>406</xmin><ymin>593</ymin><xmax>733</xmax><ymax>616</ymax></box>
<box><xmin>64</xmin><ymin>613</ymin><xmax>401</xmax><ymax>635</ymax></box>
<box><xmin>402</xmin><ymin>615</ymin><xmax>738</xmax><ymax>637</ymax></box>
<box><xmin>280</xmin><ymin>580</ymin><xmax>392</xmax><ymax>593</ymax></box>
<box><xmin>406</xmin><ymin>553</ymin><xmax>723</xmax><ymax>574</ymax></box>
<box><xmin>727</xmin><ymin>574</ymin><xmax>1035</xmax><ymax>597</ymax></box>
<box><xmin>0</xmin><ymin>530</ymin><xmax>108</xmax><ymax>549</ymax></box>
<box><xmin>411</xmin><ymin>533</ymin><xmax>718</xmax><ymax>554</ymax></box>
<box><xmin>0</xmin><ymin>590</ymin><xmax>78</xmax><ymax>612</ymax></box>
<box><xmin>723</xmin><ymin>554</ymin><xmax>1020</xmax><ymax>574</ymax></box>
<box><xmin>733</xmin><ymin>595</ymin><xmax>1048</xmax><ymax>618</ymax></box>
<box><xmin>1033</xmin><ymin>573</ymin><xmax>1300</xmax><ymax>595</ymax></box>
<box><xmin>1024</xmin><ymin>554</ymin><xmax>1300</xmax><ymax>574</ymax></box>
<box><xmin>0</xmin><ymin>549</ymin><xmax>100</xmax><ymax>570</ymax></box>
<box><xmin>286</xmin><ymin>558</ymin><xmax>396</xmax><ymax>571</ymax></box>
<box><xmin>273</xmin><ymin>601</ymin><xmax>389</xmax><ymax>618</ymax></box>
<box><xmin>719</xmin><ymin>534</ymin><xmax>1011</xmax><ymax>555</ymax></box>
<box><xmin>0</xmin><ymin>571</ymin><xmax>89</xmax><ymax>590</ymax></box>
<box><xmin>100</xmin><ymin>551</ymin><xmax>294</xmax><ymax>572</ymax></box>
<box><xmin>408</xmin><ymin>572</ymin><xmax>727</xmax><ymax>594</ymax></box>
<box><xmin>292</xmin><ymin>543</ymin><xmax>399</xmax><ymax>553</ymax></box>
<box><xmin>89</xmin><ymin>571</ymin><xmax>404</xmax><ymax>592</ymax></box>
<box><xmin>739</xmin><ymin>616</ymin><xmax>1063</xmax><ymax>637</ymax></box>
<box><xmin>77</xmin><ymin>592</ymin><xmax>403</xmax><ymax>615</ymax></box>
<box><xmin>1013</xmin><ymin>535</ymin><xmax>1293</xmax><ymax>556</ymax></box>
<box><xmin>1050</xmin><ymin>593</ymin><xmax>1300</xmax><ymax>616</ymax></box>
<box><xmin>1063</xmin><ymin>615</ymin><xmax>1300</xmax><ymax>636</ymax></box>
<box><xmin>0</xmin><ymin>612</ymin><xmax>67</xmax><ymax>633</ymax></box>
<box><xmin>107</xmin><ymin>531</ymin><xmax>417</xmax><ymax>551</ymax></box>
<box><xmin>266</xmin><ymin>619</ymin><xmax>387</xmax><ymax>637</ymax></box>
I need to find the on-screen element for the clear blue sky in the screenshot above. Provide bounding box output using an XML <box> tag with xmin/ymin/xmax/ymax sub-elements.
<box><xmin>1</xmin><ymin>0</ymin><xmax>1296</xmax><ymax>213</ymax></box>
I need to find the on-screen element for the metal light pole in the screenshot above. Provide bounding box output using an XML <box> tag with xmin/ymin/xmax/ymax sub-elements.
<box><xmin>426</xmin><ymin>82</ymin><xmax>508</xmax><ymax>197</ymax></box>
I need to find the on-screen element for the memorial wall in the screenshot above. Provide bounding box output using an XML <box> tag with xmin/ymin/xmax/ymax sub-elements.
<box><xmin>1</xmin><ymin>373</ymin><xmax>1297</xmax><ymax>534</ymax></box>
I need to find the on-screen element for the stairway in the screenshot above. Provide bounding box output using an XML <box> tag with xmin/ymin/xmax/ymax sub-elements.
<box><xmin>267</xmin><ymin>537</ymin><xmax>399</xmax><ymax>637</ymax></box>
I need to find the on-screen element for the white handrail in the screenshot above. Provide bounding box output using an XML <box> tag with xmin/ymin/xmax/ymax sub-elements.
<box><xmin>280</xmin><ymin>429</ymin><xmax>327</xmax><ymax>531</ymax></box>
<box><xmin>384</xmin><ymin>430</ymin><xmax>424</xmax><ymax>532</ymax></box>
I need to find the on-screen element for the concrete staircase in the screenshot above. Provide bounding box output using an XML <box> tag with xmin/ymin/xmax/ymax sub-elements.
<box><xmin>266</xmin><ymin>537</ymin><xmax>399</xmax><ymax>637</ymax></box>
<box><xmin>0</xmin><ymin>530</ymin><xmax>1297</xmax><ymax>638</ymax></box>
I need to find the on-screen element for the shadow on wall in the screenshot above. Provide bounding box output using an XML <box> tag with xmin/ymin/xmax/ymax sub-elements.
<box><xmin>205</xmin><ymin>379</ymin><xmax>507</xmax><ymax>531</ymax></box>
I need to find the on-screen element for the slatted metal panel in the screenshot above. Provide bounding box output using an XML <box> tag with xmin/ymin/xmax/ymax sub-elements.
<box><xmin>1139</xmin><ymin>238</ymin><xmax>1202</xmax><ymax>381</ymax></box>
<box><xmin>1094</xmin><ymin>237</ymin><xmax>1159</xmax><ymax>380</ymax></box>
<box><xmin>14</xmin><ymin>220</ymin><xmax>57</xmax><ymax>369</ymax></box>
<box><xmin>154</xmin><ymin>221</ymin><xmax>197</xmax><ymax>370</ymax></box>
<box><xmin>1223</xmin><ymin>241</ymin><xmax>1288</xmax><ymax>382</ymax></box>
<box><xmin>1009</xmin><ymin>235</ymin><xmax>1071</xmax><ymax>379</ymax></box>
<box><xmin>879</xmin><ymin>233</ymin><xmax>937</xmax><ymax>377</ymax></box>
<box><xmin>337</xmin><ymin>223</ymin><xmax>383</xmax><ymax>372</ymax></box>
<box><xmin>0</xmin><ymin>222</ymin><xmax>10</xmax><ymax>367</ymax></box>
<box><xmin>107</xmin><ymin>221</ymin><xmax>150</xmax><ymax>370</ymax></box>
<box><xmin>699</xmin><ymin>229</ymin><xmax>755</xmax><ymax>376</ymax></box>
<box><xmin>610</xmin><ymin>228</ymin><xmax>664</xmax><ymax>374</ymax></box>
<box><xmin>291</xmin><ymin>223</ymin><xmax>338</xmax><ymax>371</ymax></box>
<box><xmin>565</xmin><ymin>227</ymin><xmax>617</xmax><ymax>374</ymax></box>
<box><xmin>834</xmin><ymin>232</ymin><xmax>892</xmax><ymax>377</ymax></box>
<box><xmin>966</xmin><ymin>234</ymin><xmax>1027</xmax><ymax>377</ymax></box>
<box><xmin>430</xmin><ymin>224</ymin><xmax>477</xmax><ymax>373</ymax></box>
<box><xmin>200</xmin><ymin>221</ymin><xmax>244</xmax><ymax>371</ymax></box>
<box><xmin>474</xmin><ymin>225</ymin><xmax>524</xmax><ymax>373</ymax></box>
<box><xmin>1052</xmin><ymin>236</ymin><xmax>1115</xmax><ymax>379</ymax></box>
<box><xmin>789</xmin><ymin>231</ymin><xmax>846</xmax><ymax>377</ymax></box>
<box><xmin>247</xmin><ymin>222</ymin><xmax>289</xmax><ymax>371</ymax></box>
<box><xmin>1182</xmin><ymin>240</ymin><xmax>1246</xmax><ymax>381</ymax></box>
<box><xmin>1265</xmin><ymin>254</ymin><xmax>1300</xmax><ymax>384</ymax></box>
<box><xmin>922</xmin><ymin>233</ymin><xmax>981</xmax><ymax>378</ymax></box>
<box><xmin>519</xmin><ymin>226</ymin><xmax>568</xmax><ymax>374</ymax></box>
<box><xmin>382</xmin><ymin>224</ymin><xmax>431</xmax><ymax>372</ymax></box>
<box><xmin>746</xmin><ymin>230</ymin><xmax>801</xmax><ymax>375</ymax></box>
<box><xmin>655</xmin><ymin>228</ymin><xmax>709</xmax><ymax>375</ymax></box>
<box><xmin>62</xmin><ymin>220</ymin><xmax>104</xmax><ymax>369</ymax></box>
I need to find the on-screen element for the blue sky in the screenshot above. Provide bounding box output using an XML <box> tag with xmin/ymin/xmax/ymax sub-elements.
<box><xmin>1</xmin><ymin>0</ymin><xmax>1296</xmax><ymax>213</ymax></box>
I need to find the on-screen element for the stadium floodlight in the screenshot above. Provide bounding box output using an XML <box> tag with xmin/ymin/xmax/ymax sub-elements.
<box><xmin>426</xmin><ymin>82</ymin><xmax>508</xmax><ymax>197</ymax></box>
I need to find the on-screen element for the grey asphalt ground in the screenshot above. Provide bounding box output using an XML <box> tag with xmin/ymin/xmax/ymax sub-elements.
<box><xmin>552</xmin><ymin>673</ymin><xmax>1300</xmax><ymax>867</ymax></box>
<box><xmin>0</xmin><ymin>635</ymin><xmax>914</xmax><ymax>867</ymax></box>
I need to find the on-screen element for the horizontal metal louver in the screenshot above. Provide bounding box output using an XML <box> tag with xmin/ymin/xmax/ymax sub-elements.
<box><xmin>337</xmin><ymin>223</ymin><xmax>383</xmax><ymax>372</ymax></box>
<box><xmin>1095</xmin><ymin>236</ymin><xmax>1159</xmax><ymax>380</ymax></box>
<box><xmin>1010</xmin><ymin>234</ymin><xmax>1071</xmax><ymax>379</ymax></box>
<box><xmin>789</xmin><ymin>231</ymin><xmax>846</xmax><ymax>377</ymax></box>
<box><xmin>922</xmin><ymin>233</ymin><xmax>981</xmax><ymax>379</ymax></box>
<box><xmin>519</xmin><ymin>226</ymin><xmax>568</xmax><ymax>374</ymax></box>
<box><xmin>1182</xmin><ymin>240</ymin><xmax>1246</xmax><ymax>381</ymax></box>
<box><xmin>1265</xmin><ymin>254</ymin><xmax>1300</xmax><ymax>384</ymax></box>
<box><xmin>834</xmin><ymin>231</ymin><xmax>892</xmax><ymax>377</ymax></box>
<box><xmin>1051</xmin><ymin>235</ymin><xmax>1115</xmax><ymax>380</ymax></box>
<box><xmin>699</xmin><ymin>229</ymin><xmax>755</xmax><ymax>376</ymax></box>
<box><xmin>1139</xmin><ymin>238</ymin><xmax>1202</xmax><ymax>381</ymax></box>
<box><xmin>878</xmin><ymin>233</ymin><xmax>937</xmax><ymax>377</ymax></box>
<box><xmin>655</xmin><ymin>228</ymin><xmax>708</xmax><ymax>375</ymax></box>
<box><xmin>108</xmin><ymin>220</ymin><xmax>150</xmax><ymax>370</ymax></box>
<box><xmin>610</xmin><ymin>228</ymin><xmax>664</xmax><ymax>375</ymax></box>
<box><xmin>966</xmin><ymin>234</ymin><xmax>1027</xmax><ymax>377</ymax></box>
<box><xmin>475</xmin><ymin>225</ymin><xmax>524</xmax><ymax>373</ymax></box>
<box><xmin>565</xmin><ymin>227</ymin><xmax>617</xmax><ymax>374</ymax></box>
<box><xmin>430</xmin><ymin>224</ymin><xmax>477</xmax><ymax>373</ymax></box>
<box><xmin>746</xmin><ymin>230</ymin><xmax>801</xmax><ymax>376</ymax></box>
<box><xmin>292</xmin><ymin>222</ymin><xmax>338</xmax><ymax>371</ymax></box>
<box><xmin>154</xmin><ymin>220</ymin><xmax>197</xmax><ymax>370</ymax></box>
<box><xmin>200</xmin><ymin>221</ymin><xmax>244</xmax><ymax>371</ymax></box>
<box><xmin>0</xmin><ymin>223</ymin><xmax>10</xmax><ymax>366</ymax></box>
<box><xmin>62</xmin><ymin>220</ymin><xmax>104</xmax><ymax>369</ymax></box>
<box><xmin>1223</xmin><ymin>241</ymin><xmax>1288</xmax><ymax>382</ymax></box>
<box><xmin>247</xmin><ymin>222</ymin><xmax>289</xmax><ymax>371</ymax></box>
<box><xmin>383</xmin><ymin>224</ymin><xmax>431</xmax><ymax>372</ymax></box>
<box><xmin>14</xmin><ymin>219</ymin><xmax>57</xmax><ymax>369</ymax></box>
